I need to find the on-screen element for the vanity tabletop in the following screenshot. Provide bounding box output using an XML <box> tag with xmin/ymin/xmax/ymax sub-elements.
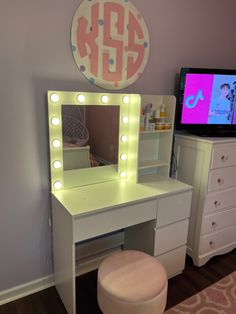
<box><xmin>52</xmin><ymin>176</ymin><xmax>192</xmax><ymax>218</ymax></box>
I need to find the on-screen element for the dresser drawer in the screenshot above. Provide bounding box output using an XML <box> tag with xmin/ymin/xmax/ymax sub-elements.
<box><xmin>73</xmin><ymin>199</ymin><xmax>157</xmax><ymax>242</ymax></box>
<box><xmin>208</xmin><ymin>166</ymin><xmax>236</xmax><ymax>192</ymax></box>
<box><xmin>201</xmin><ymin>207</ymin><xmax>236</xmax><ymax>235</ymax></box>
<box><xmin>156</xmin><ymin>191</ymin><xmax>192</xmax><ymax>228</ymax></box>
<box><xmin>211</xmin><ymin>144</ymin><xmax>236</xmax><ymax>169</ymax></box>
<box><xmin>204</xmin><ymin>187</ymin><xmax>236</xmax><ymax>214</ymax></box>
<box><xmin>199</xmin><ymin>225</ymin><xmax>236</xmax><ymax>255</ymax></box>
<box><xmin>154</xmin><ymin>219</ymin><xmax>189</xmax><ymax>256</ymax></box>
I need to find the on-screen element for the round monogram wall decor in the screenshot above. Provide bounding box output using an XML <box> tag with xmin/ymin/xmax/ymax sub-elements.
<box><xmin>71</xmin><ymin>0</ymin><xmax>150</xmax><ymax>90</ymax></box>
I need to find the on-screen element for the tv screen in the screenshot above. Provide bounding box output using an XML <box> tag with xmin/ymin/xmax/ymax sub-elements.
<box><xmin>176</xmin><ymin>68</ymin><xmax>236</xmax><ymax>136</ymax></box>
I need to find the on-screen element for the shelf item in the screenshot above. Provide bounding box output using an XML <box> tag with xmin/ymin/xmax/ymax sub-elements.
<box><xmin>174</xmin><ymin>134</ymin><xmax>236</xmax><ymax>266</ymax></box>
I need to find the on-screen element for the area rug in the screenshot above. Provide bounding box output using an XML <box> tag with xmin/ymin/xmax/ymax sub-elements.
<box><xmin>165</xmin><ymin>271</ymin><xmax>236</xmax><ymax>313</ymax></box>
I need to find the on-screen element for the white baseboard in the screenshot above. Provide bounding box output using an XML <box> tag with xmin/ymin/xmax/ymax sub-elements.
<box><xmin>0</xmin><ymin>274</ymin><xmax>55</xmax><ymax>306</ymax></box>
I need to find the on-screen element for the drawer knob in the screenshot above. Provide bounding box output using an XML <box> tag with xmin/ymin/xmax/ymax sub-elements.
<box><xmin>214</xmin><ymin>200</ymin><xmax>221</xmax><ymax>207</ymax></box>
<box><xmin>209</xmin><ymin>241</ymin><xmax>214</xmax><ymax>247</ymax></box>
<box><xmin>217</xmin><ymin>178</ymin><xmax>224</xmax><ymax>185</ymax></box>
<box><xmin>211</xmin><ymin>221</ymin><xmax>217</xmax><ymax>228</ymax></box>
<box><xmin>221</xmin><ymin>155</ymin><xmax>229</xmax><ymax>162</ymax></box>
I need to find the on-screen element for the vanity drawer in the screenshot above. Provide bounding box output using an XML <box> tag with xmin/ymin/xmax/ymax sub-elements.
<box><xmin>73</xmin><ymin>199</ymin><xmax>157</xmax><ymax>242</ymax></box>
<box><xmin>208</xmin><ymin>166</ymin><xmax>236</xmax><ymax>192</ymax></box>
<box><xmin>156</xmin><ymin>191</ymin><xmax>192</xmax><ymax>227</ymax></box>
<box><xmin>204</xmin><ymin>187</ymin><xmax>236</xmax><ymax>214</ymax></box>
<box><xmin>156</xmin><ymin>245</ymin><xmax>187</xmax><ymax>278</ymax></box>
<box><xmin>199</xmin><ymin>225</ymin><xmax>236</xmax><ymax>255</ymax></box>
<box><xmin>211</xmin><ymin>144</ymin><xmax>236</xmax><ymax>169</ymax></box>
<box><xmin>201</xmin><ymin>207</ymin><xmax>236</xmax><ymax>235</ymax></box>
<box><xmin>154</xmin><ymin>219</ymin><xmax>189</xmax><ymax>256</ymax></box>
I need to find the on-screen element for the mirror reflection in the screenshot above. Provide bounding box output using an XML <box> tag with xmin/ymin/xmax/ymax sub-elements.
<box><xmin>62</xmin><ymin>105</ymin><xmax>120</xmax><ymax>172</ymax></box>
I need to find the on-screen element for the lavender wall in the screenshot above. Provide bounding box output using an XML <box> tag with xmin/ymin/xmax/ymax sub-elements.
<box><xmin>0</xmin><ymin>0</ymin><xmax>236</xmax><ymax>292</ymax></box>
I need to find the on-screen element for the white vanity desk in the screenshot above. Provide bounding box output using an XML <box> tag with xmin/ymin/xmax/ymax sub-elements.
<box><xmin>48</xmin><ymin>91</ymin><xmax>192</xmax><ymax>314</ymax></box>
<box><xmin>52</xmin><ymin>176</ymin><xmax>192</xmax><ymax>314</ymax></box>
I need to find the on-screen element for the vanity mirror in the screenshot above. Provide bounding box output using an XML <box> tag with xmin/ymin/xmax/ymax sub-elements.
<box><xmin>48</xmin><ymin>91</ymin><xmax>141</xmax><ymax>190</ymax></box>
<box><xmin>62</xmin><ymin>104</ymin><xmax>120</xmax><ymax>170</ymax></box>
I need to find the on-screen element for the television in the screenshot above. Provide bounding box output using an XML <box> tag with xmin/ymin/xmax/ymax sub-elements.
<box><xmin>175</xmin><ymin>67</ymin><xmax>236</xmax><ymax>136</ymax></box>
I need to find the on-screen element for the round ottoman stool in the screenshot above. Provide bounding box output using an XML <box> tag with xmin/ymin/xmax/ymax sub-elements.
<box><xmin>97</xmin><ymin>250</ymin><xmax>167</xmax><ymax>314</ymax></box>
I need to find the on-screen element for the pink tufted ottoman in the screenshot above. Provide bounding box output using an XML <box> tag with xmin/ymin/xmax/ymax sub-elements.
<box><xmin>97</xmin><ymin>250</ymin><xmax>168</xmax><ymax>314</ymax></box>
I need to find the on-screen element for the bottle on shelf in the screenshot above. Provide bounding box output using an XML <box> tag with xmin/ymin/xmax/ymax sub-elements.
<box><xmin>140</xmin><ymin>108</ymin><xmax>145</xmax><ymax>131</ymax></box>
<box><xmin>154</xmin><ymin>108</ymin><xmax>160</xmax><ymax>120</ymax></box>
<box><xmin>154</xmin><ymin>104</ymin><xmax>172</xmax><ymax>130</ymax></box>
<box><xmin>145</xmin><ymin>112</ymin><xmax>151</xmax><ymax>131</ymax></box>
<box><xmin>143</xmin><ymin>103</ymin><xmax>153</xmax><ymax>131</ymax></box>
<box><xmin>160</xmin><ymin>104</ymin><xmax>166</xmax><ymax>118</ymax></box>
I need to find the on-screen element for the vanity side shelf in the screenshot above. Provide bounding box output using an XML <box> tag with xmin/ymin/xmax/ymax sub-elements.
<box><xmin>138</xmin><ymin>95</ymin><xmax>176</xmax><ymax>180</ymax></box>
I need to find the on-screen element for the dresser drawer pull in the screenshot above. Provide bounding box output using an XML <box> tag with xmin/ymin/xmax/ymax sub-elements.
<box><xmin>211</xmin><ymin>221</ymin><xmax>217</xmax><ymax>228</ymax></box>
<box><xmin>221</xmin><ymin>155</ymin><xmax>229</xmax><ymax>162</ymax></box>
<box><xmin>209</xmin><ymin>241</ymin><xmax>214</xmax><ymax>247</ymax></box>
<box><xmin>217</xmin><ymin>178</ymin><xmax>224</xmax><ymax>185</ymax></box>
<box><xmin>214</xmin><ymin>200</ymin><xmax>221</xmax><ymax>207</ymax></box>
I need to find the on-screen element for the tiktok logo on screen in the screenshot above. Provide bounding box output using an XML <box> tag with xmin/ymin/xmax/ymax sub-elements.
<box><xmin>71</xmin><ymin>0</ymin><xmax>150</xmax><ymax>90</ymax></box>
<box><xmin>185</xmin><ymin>90</ymin><xmax>205</xmax><ymax>109</ymax></box>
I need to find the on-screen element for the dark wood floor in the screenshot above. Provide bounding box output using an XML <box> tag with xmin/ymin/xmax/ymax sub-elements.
<box><xmin>1</xmin><ymin>249</ymin><xmax>236</xmax><ymax>314</ymax></box>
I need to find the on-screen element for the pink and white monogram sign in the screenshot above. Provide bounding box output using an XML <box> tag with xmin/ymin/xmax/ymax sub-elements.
<box><xmin>71</xmin><ymin>0</ymin><xmax>150</xmax><ymax>89</ymax></box>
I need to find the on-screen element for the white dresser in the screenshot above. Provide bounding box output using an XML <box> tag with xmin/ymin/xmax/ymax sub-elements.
<box><xmin>174</xmin><ymin>134</ymin><xmax>236</xmax><ymax>266</ymax></box>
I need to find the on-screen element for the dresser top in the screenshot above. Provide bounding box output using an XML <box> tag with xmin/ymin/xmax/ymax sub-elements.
<box><xmin>175</xmin><ymin>132</ymin><xmax>236</xmax><ymax>144</ymax></box>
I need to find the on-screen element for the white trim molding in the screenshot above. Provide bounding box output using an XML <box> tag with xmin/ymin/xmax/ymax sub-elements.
<box><xmin>0</xmin><ymin>275</ymin><xmax>54</xmax><ymax>305</ymax></box>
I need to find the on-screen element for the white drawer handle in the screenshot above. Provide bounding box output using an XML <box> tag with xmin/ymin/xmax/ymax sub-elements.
<box><xmin>214</xmin><ymin>200</ymin><xmax>221</xmax><ymax>207</ymax></box>
<box><xmin>217</xmin><ymin>178</ymin><xmax>224</xmax><ymax>185</ymax></box>
<box><xmin>211</xmin><ymin>221</ymin><xmax>217</xmax><ymax>228</ymax></box>
<box><xmin>221</xmin><ymin>155</ymin><xmax>229</xmax><ymax>162</ymax></box>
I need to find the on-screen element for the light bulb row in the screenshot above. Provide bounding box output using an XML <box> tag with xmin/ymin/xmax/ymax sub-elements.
<box><xmin>119</xmin><ymin>104</ymin><xmax>129</xmax><ymax>179</ymax></box>
<box><xmin>52</xmin><ymin>158</ymin><xmax>63</xmax><ymax>189</ymax></box>
<box><xmin>50</xmin><ymin>93</ymin><xmax>130</xmax><ymax>105</ymax></box>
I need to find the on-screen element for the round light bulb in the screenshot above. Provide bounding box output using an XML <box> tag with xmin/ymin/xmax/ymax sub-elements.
<box><xmin>122</xmin><ymin>116</ymin><xmax>129</xmax><ymax>124</ymax></box>
<box><xmin>101</xmin><ymin>95</ymin><xmax>109</xmax><ymax>104</ymax></box>
<box><xmin>54</xmin><ymin>181</ymin><xmax>62</xmax><ymax>189</ymax></box>
<box><xmin>120</xmin><ymin>135</ymin><xmax>128</xmax><ymax>143</ymax></box>
<box><xmin>51</xmin><ymin>117</ymin><xmax>60</xmax><ymax>126</ymax></box>
<box><xmin>120</xmin><ymin>171</ymin><xmax>127</xmax><ymax>178</ymax></box>
<box><xmin>53</xmin><ymin>160</ymin><xmax>62</xmax><ymax>169</ymax></box>
<box><xmin>50</xmin><ymin>93</ymin><xmax>60</xmax><ymax>103</ymax></box>
<box><xmin>122</xmin><ymin>96</ymin><xmax>129</xmax><ymax>104</ymax></box>
<box><xmin>52</xmin><ymin>139</ymin><xmax>61</xmax><ymax>148</ymax></box>
<box><xmin>77</xmin><ymin>94</ymin><xmax>85</xmax><ymax>103</ymax></box>
<box><xmin>120</xmin><ymin>153</ymin><xmax>127</xmax><ymax>161</ymax></box>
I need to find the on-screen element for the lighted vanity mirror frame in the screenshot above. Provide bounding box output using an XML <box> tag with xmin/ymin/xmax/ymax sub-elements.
<box><xmin>48</xmin><ymin>91</ymin><xmax>141</xmax><ymax>191</ymax></box>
